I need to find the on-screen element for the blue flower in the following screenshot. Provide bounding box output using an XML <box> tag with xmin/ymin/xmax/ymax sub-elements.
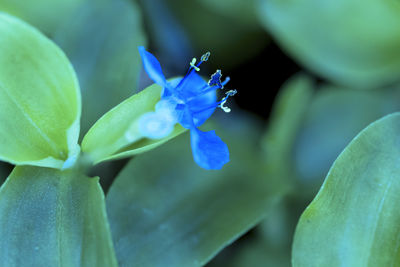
<box><xmin>137</xmin><ymin>46</ymin><xmax>236</xmax><ymax>170</ymax></box>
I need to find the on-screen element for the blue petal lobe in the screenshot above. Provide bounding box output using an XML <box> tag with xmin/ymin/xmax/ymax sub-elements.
<box><xmin>190</xmin><ymin>128</ymin><xmax>229</xmax><ymax>170</ymax></box>
<box><xmin>138</xmin><ymin>46</ymin><xmax>167</xmax><ymax>87</ymax></box>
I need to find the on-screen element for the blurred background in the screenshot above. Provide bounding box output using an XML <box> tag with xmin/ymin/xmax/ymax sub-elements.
<box><xmin>1</xmin><ymin>0</ymin><xmax>400</xmax><ymax>266</ymax></box>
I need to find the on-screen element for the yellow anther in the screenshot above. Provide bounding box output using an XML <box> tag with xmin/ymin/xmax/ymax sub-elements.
<box><xmin>190</xmin><ymin>58</ymin><xmax>200</xmax><ymax>71</ymax></box>
<box><xmin>219</xmin><ymin>99</ymin><xmax>231</xmax><ymax>113</ymax></box>
<box><xmin>201</xmin><ymin>52</ymin><xmax>210</xmax><ymax>62</ymax></box>
<box><xmin>218</xmin><ymin>90</ymin><xmax>236</xmax><ymax>113</ymax></box>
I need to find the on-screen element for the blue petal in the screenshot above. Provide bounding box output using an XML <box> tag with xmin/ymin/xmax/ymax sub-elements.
<box><xmin>190</xmin><ymin>128</ymin><xmax>229</xmax><ymax>170</ymax></box>
<box><xmin>175</xmin><ymin>73</ymin><xmax>217</xmax><ymax>127</ymax></box>
<box><xmin>178</xmin><ymin>72</ymin><xmax>208</xmax><ymax>97</ymax></box>
<box><xmin>163</xmin><ymin>77</ymin><xmax>181</xmax><ymax>98</ymax></box>
<box><xmin>138</xmin><ymin>46</ymin><xmax>167</xmax><ymax>87</ymax></box>
<box><xmin>189</xmin><ymin>90</ymin><xmax>217</xmax><ymax>127</ymax></box>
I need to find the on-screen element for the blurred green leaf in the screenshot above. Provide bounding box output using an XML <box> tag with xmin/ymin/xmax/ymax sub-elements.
<box><xmin>0</xmin><ymin>166</ymin><xmax>117</xmax><ymax>266</ymax></box>
<box><xmin>54</xmin><ymin>0</ymin><xmax>147</xmax><ymax>136</ymax></box>
<box><xmin>163</xmin><ymin>0</ymin><xmax>268</xmax><ymax>68</ymax></box>
<box><xmin>294</xmin><ymin>84</ymin><xmax>400</xmax><ymax>187</ymax></box>
<box><xmin>208</xmin><ymin>200</ymin><xmax>293</xmax><ymax>267</ymax></box>
<box><xmin>82</xmin><ymin>83</ymin><xmax>186</xmax><ymax>165</ymax></box>
<box><xmin>106</xmin><ymin>115</ymin><xmax>288</xmax><ymax>267</ymax></box>
<box><xmin>265</xmin><ymin>74</ymin><xmax>400</xmax><ymax>196</ymax></box>
<box><xmin>262</xmin><ymin>74</ymin><xmax>313</xmax><ymax>159</ymax></box>
<box><xmin>292</xmin><ymin>113</ymin><xmax>400</xmax><ymax>266</ymax></box>
<box><xmin>0</xmin><ymin>13</ymin><xmax>81</xmax><ymax>168</ymax></box>
<box><xmin>0</xmin><ymin>0</ymin><xmax>81</xmax><ymax>34</ymax></box>
<box><xmin>230</xmin><ymin>241</ymin><xmax>290</xmax><ymax>267</ymax></box>
<box><xmin>262</xmin><ymin>74</ymin><xmax>313</xmax><ymax>189</ymax></box>
<box><xmin>195</xmin><ymin>0</ymin><xmax>259</xmax><ymax>27</ymax></box>
<box><xmin>258</xmin><ymin>0</ymin><xmax>400</xmax><ymax>88</ymax></box>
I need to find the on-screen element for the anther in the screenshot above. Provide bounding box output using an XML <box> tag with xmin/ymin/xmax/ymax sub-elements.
<box><xmin>218</xmin><ymin>90</ymin><xmax>237</xmax><ymax>113</ymax></box>
<box><xmin>219</xmin><ymin>100</ymin><xmax>231</xmax><ymax>113</ymax></box>
<box><xmin>226</xmin><ymin>89</ymin><xmax>237</xmax><ymax>96</ymax></box>
<box><xmin>209</xmin><ymin>70</ymin><xmax>223</xmax><ymax>88</ymax></box>
<box><xmin>190</xmin><ymin>58</ymin><xmax>200</xmax><ymax>71</ymax></box>
<box><xmin>201</xmin><ymin>52</ymin><xmax>210</xmax><ymax>62</ymax></box>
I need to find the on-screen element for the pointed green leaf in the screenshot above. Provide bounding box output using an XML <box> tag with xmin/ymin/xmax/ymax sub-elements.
<box><xmin>0</xmin><ymin>166</ymin><xmax>117</xmax><ymax>266</ymax></box>
<box><xmin>0</xmin><ymin>13</ymin><xmax>81</xmax><ymax>168</ymax></box>
<box><xmin>82</xmin><ymin>83</ymin><xmax>186</xmax><ymax>165</ymax></box>
<box><xmin>106</xmin><ymin>117</ymin><xmax>288</xmax><ymax>267</ymax></box>
<box><xmin>258</xmin><ymin>0</ymin><xmax>400</xmax><ymax>88</ymax></box>
<box><xmin>292</xmin><ymin>113</ymin><xmax>400</xmax><ymax>266</ymax></box>
<box><xmin>54</xmin><ymin>0</ymin><xmax>147</xmax><ymax>135</ymax></box>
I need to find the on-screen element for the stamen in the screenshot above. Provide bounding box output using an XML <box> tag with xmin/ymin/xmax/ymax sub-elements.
<box><xmin>201</xmin><ymin>52</ymin><xmax>210</xmax><ymax>62</ymax></box>
<box><xmin>190</xmin><ymin>58</ymin><xmax>200</xmax><ymax>71</ymax></box>
<box><xmin>221</xmin><ymin>77</ymin><xmax>230</xmax><ymax>86</ymax></box>
<box><xmin>187</xmin><ymin>77</ymin><xmax>232</xmax><ymax>103</ymax></box>
<box><xmin>176</xmin><ymin>53</ymin><xmax>210</xmax><ymax>91</ymax></box>
<box><xmin>219</xmin><ymin>100</ymin><xmax>231</xmax><ymax>113</ymax></box>
<box><xmin>200</xmin><ymin>76</ymin><xmax>230</xmax><ymax>91</ymax></box>
<box><xmin>219</xmin><ymin>90</ymin><xmax>237</xmax><ymax>113</ymax></box>
<box><xmin>226</xmin><ymin>89</ymin><xmax>237</xmax><ymax>95</ymax></box>
<box><xmin>208</xmin><ymin>70</ymin><xmax>223</xmax><ymax>88</ymax></box>
<box><xmin>192</xmin><ymin>89</ymin><xmax>237</xmax><ymax>114</ymax></box>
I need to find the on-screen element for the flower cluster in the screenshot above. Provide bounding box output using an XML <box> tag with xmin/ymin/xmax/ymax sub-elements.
<box><xmin>138</xmin><ymin>47</ymin><xmax>236</xmax><ymax>170</ymax></box>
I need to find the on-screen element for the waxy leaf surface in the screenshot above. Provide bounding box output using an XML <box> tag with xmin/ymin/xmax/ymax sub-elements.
<box><xmin>0</xmin><ymin>13</ymin><xmax>81</xmax><ymax>168</ymax></box>
<box><xmin>0</xmin><ymin>166</ymin><xmax>117</xmax><ymax>267</ymax></box>
<box><xmin>293</xmin><ymin>113</ymin><xmax>400</xmax><ymax>266</ymax></box>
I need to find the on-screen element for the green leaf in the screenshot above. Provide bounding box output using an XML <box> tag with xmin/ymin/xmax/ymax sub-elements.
<box><xmin>82</xmin><ymin>83</ymin><xmax>186</xmax><ymax>165</ymax></box>
<box><xmin>0</xmin><ymin>166</ymin><xmax>117</xmax><ymax>266</ymax></box>
<box><xmin>0</xmin><ymin>13</ymin><xmax>81</xmax><ymax>168</ymax></box>
<box><xmin>294</xmin><ymin>84</ymin><xmax>400</xmax><ymax>187</ymax></box>
<box><xmin>54</xmin><ymin>0</ymin><xmax>147</xmax><ymax>136</ymax></box>
<box><xmin>258</xmin><ymin>0</ymin><xmax>400</xmax><ymax>88</ymax></box>
<box><xmin>0</xmin><ymin>0</ymin><xmax>82</xmax><ymax>34</ymax></box>
<box><xmin>106</xmin><ymin>115</ymin><xmax>288</xmax><ymax>267</ymax></box>
<box><xmin>195</xmin><ymin>0</ymin><xmax>259</xmax><ymax>27</ymax></box>
<box><xmin>292</xmin><ymin>112</ymin><xmax>400</xmax><ymax>266</ymax></box>
<box><xmin>262</xmin><ymin>74</ymin><xmax>313</xmax><ymax>160</ymax></box>
<box><xmin>208</xmin><ymin>201</ymin><xmax>293</xmax><ymax>267</ymax></box>
<box><xmin>261</xmin><ymin>74</ymin><xmax>313</xmax><ymax>190</ymax></box>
